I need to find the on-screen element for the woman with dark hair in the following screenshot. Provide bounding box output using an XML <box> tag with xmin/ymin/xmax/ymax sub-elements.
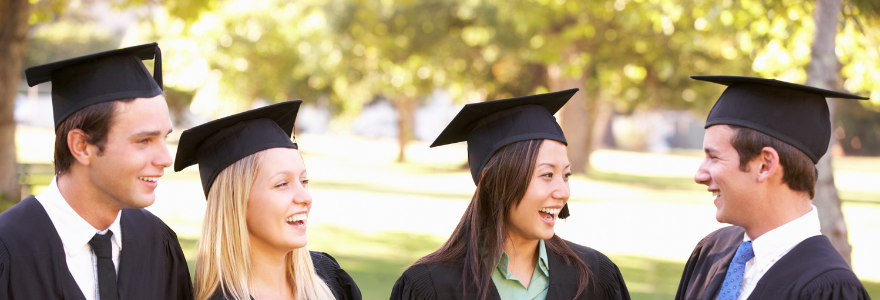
<box><xmin>390</xmin><ymin>89</ymin><xmax>630</xmax><ymax>300</ymax></box>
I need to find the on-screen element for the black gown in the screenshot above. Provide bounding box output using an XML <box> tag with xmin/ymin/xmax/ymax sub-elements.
<box><xmin>207</xmin><ymin>251</ymin><xmax>362</xmax><ymax>300</ymax></box>
<box><xmin>675</xmin><ymin>226</ymin><xmax>871</xmax><ymax>300</ymax></box>
<box><xmin>0</xmin><ymin>196</ymin><xmax>193</xmax><ymax>299</ymax></box>
<box><xmin>390</xmin><ymin>240</ymin><xmax>630</xmax><ymax>300</ymax></box>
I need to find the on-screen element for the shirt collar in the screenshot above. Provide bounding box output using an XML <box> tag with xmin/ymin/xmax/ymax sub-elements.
<box><xmin>537</xmin><ymin>239</ymin><xmax>549</xmax><ymax>276</ymax></box>
<box><xmin>495</xmin><ymin>240</ymin><xmax>550</xmax><ymax>279</ymax></box>
<box><xmin>36</xmin><ymin>176</ymin><xmax>124</xmax><ymax>256</ymax></box>
<box><xmin>743</xmin><ymin>205</ymin><xmax>820</xmax><ymax>271</ymax></box>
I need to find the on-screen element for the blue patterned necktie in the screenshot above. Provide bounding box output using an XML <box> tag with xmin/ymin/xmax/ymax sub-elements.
<box><xmin>716</xmin><ymin>241</ymin><xmax>755</xmax><ymax>300</ymax></box>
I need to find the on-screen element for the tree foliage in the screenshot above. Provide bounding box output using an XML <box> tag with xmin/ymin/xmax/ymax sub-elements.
<box><xmin>134</xmin><ymin>0</ymin><xmax>878</xmax><ymax>120</ymax></box>
<box><xmin>129</xmin><ymin>0</ymin><xmax>880</xmax><ymax>164</ymax></box>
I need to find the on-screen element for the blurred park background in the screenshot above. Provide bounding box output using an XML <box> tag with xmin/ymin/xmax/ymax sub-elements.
<box><xmin>2</xmin><ymin>0</ymin><xmax>880</xmax><ymax>299</ymax></box>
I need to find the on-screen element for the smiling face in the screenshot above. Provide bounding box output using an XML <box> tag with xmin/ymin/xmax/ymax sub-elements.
<box><xmin>506</xmin><ymin>139</ymin><xmax>571</xmax><ymax>241</ymax></box>
<box><xmin>696</xmin><ymin>125</ymin><xmax>761</xmax><ymax>225</ymax></box>
<box><xmin>246</xmin><ymin>147</ymin><xmax>312</xmax><ymax>254</ymax></box>
<box><xmin>86</xmin><ymin>95</ymin><xmax>173</xmax><ymax>209</ymax></box>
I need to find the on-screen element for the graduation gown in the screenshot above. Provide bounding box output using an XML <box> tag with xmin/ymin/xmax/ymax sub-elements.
<box><xmin>207</xmin><ymin>251</ymin><xmax>362</xmax><ymax>300</ymax></box>
<box><xmin>675</xmin><ymin>226</ymin><xmax>870</xmax><ymax>300</ymax></box>
<box><xmin>390</xmin><ymin>240</ymin><xmax>630</xmax><ymax>300</ymax></box>
<box><xmin>0</xmin><ymin>196</ymin><xmax>193</xmax><ymax>299</ymax></box>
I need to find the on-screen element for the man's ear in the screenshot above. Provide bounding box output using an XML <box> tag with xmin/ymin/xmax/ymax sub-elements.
<box><xmin>67</xmin><ymin>129</ymin><xmax>95</xmax><ymax>166</ymax></box>
<box><xmin>756</xmin><ymin>146</ymin><xmax>780</xmax><ymax>183</ymax></box>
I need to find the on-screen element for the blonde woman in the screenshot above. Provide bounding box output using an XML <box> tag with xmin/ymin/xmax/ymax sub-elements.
<box><xmin>174</xmin><ymin>101</ymin><xmax>361</xmax><ymax>300</ymax></box>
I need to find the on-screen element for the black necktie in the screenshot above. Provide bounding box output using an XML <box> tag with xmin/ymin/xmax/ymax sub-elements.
<box><xmin>89</xmin><ymin>231</ymin><xmax>119</xmax><ymax>300</ymax></box>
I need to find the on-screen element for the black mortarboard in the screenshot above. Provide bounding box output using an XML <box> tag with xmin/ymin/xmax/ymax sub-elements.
<box><xmin>174</xmin><ymin>101</ymin><xmax>302</xmax><ymax>197</ymax></box>
<box><xmin>25</xmin><ymin>43</ymin><xmax>164</xmax><ymax>129</ymax></box>
<box><xmin>431</xmin><ymin>89</ymin><xmax>578</xmax><ymax>219</ymax></box>
<box><xmin>693</xmin><ymin>75</ymin><xmax>868</xmax><ymax>163</ymax></box>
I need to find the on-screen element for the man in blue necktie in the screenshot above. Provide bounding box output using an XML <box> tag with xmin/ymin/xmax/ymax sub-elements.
<box><xmin>674</xmin><ymin>76</ymin><xmax>871</xmax><ymax>300</ymax></box>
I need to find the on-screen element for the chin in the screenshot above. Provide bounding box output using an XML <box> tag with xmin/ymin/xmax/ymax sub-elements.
<box><xmin>535</xmin><ymin>230</ymin><xmax>555</xmax><ymax>241</ymax></box>
<box><xmin>131</xmin><ymin>195</ymin><xmax>157</xmax><ymax>208</ymax></box>
<box><xmin>288</xmin><ymin>237</ymin><xmax>308</xmax><ymax>250</ymax></box>
<box><xmin>118</xmin><ymin>195</ymin><xmax>156</xmax><ymax>209</ymax></box>
<box><xmin>715</xmin><ymin>210</ymin><xmax>731</xmax><ymax>224</ymax></box>
<box><xmin>287</xmin><ymin>243</ymin><xmax>307</xmax><ymax>251</ymax></box>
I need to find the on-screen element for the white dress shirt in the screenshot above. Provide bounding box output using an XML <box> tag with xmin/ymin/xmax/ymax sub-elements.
<box><xmin>736</xmin><ymin>205</ymin><xmax>821</xmax><ymax>300</ymax></box>
<box><xmin>35</xmin><ymin>177</ymin><xmax>122</xmax><ymax>300</ymax></box>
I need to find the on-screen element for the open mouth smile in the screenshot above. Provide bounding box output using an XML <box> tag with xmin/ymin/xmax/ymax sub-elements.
<box><xmin>539</xmin><ymin>207</ymin><xmax>559</xmax><ymax>223</ymax></box>
<box><xmin>138</xmin><ymin>176</ymin><xmax>159</xmax><ymax>182</ymax></box>
<box><xmin>285</xmin><ymin>212</ymin><xmax>307</xmax><ymax>227</ymax></box>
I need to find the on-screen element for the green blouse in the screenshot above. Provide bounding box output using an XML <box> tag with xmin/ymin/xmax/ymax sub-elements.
<box><xmin>491</xmin><ymin>240</ymin><xmax>550</xmax><ymax>300</ymax></box>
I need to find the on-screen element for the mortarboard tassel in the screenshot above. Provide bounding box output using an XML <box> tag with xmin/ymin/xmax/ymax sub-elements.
<box><xmin>558</xmin><ymin>203</ymin><xmax>570</xmax><ymax>219</ymax></box>
<box><xmin>153</xmin><ymin>44</ymin><xmax>163</xmax><ymax>89</ymax></box>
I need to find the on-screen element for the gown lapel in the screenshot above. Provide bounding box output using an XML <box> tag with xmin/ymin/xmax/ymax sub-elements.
<box><xmin>30</xmin><ymin>198</ymin><xmax>87</xmax><ymax>300</ymax></box>
<box><xmin>546</xmin><ymin>249</ymin><xmax>577</xmax><ymax>300</ymax></box>
<box><xmin>700</xmin><ymin>233</ymin><xmax>743</xmax><ymax>300</ymax></box>
<box><xmin>116</xmin><ymin>210</ymin><xmax>142</xmax><ymax>297</ymax></box>
<box><xmin>56</xmin><ymin>250</ymin><xmax>88</xmax><ymax>300</ymax></box>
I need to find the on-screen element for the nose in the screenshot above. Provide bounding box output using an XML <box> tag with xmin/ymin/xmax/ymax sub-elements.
<box><xmin>293</xmin><ymin>182</ymin><xmax>313</xmax><ymax>206</ymax></box>
<box><xmin>154</xmin><ymin>142</ymin><xmax>173</xmax><ymax>169</ymax></box>
<box><xmin>552</xmin><ymin>178</ymin><xmax>570</xmax><ymax>201</ymax></box>
<box><xmin>695</xmin><ymin>160</ymin><xmax>711</xmax><ymax>185</ymax></box>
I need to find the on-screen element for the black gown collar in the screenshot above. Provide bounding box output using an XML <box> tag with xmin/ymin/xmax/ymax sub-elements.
<box><xmin>21</xmin><ymin>197</ymin><xmax>87</xmax><ymax>300</ymax></box>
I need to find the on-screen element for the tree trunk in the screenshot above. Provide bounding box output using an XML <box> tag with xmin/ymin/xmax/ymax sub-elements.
<box><xmin>548</xmin><ymin>63</ymin><xmax>588</xmax><ymax>173</ymax></box>
<box><xmin>548</xmin><ymin>59</ymin><xmax>605</xmax><ymax>174</ymax></box>
<box><xmin>396</xmin><ymin>95</ymin><xmax>416</xmax><ymax>163</ymax></box>
<box><xmin>0</xmin><ymin>0</ymin><xmax>30</xmax><ymax>201</ymax></box>
<box><xmin>581</xmin><ymin>74</ymin><xmax>608</xmax><ymax>173</ymax></box>
<box><xmin>590</xmin><ymin>91</ymin><xmax>614</xmax><ymax>157</ymax></box>
<box><xmin>806</xmin><ymin>0</ymin><xmax>852</xmax><ymax>265</ymax></box>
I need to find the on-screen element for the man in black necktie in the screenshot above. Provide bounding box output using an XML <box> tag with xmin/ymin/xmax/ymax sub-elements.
<box><xmin>0</xmin><ymin>43</ymin><xmax>193</xmax><ymax>299</ymax></box>
<box><xmin>674</xmin><ymin>76</ymin><xmax>870</xmax><ymax>300</ymax></box>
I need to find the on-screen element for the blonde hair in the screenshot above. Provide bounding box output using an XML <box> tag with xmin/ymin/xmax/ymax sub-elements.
<box><xmin>194</xmin><ymin>151</ymin><xmax>336</xmax><ymax>300</ymax></box>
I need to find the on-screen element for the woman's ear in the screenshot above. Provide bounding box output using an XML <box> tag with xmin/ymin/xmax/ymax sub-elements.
<box><xmin>756</xmin><ymin>146</ymin><xmax>780</xmax><ymax>183</ymax></box>
<box><xmin>67</xmin><ymin>129</ymin><xmax>95</xmax><ymax>166</ymax></box>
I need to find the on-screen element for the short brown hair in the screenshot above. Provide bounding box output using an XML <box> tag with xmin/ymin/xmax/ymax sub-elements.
<box><xmin>54</xmin><ymin>98</ymin><xmax>136</xmax><ymax>175</ymax></box>
<box><xmin>728</xmin><ymin>125</ymin><xmax>818</xmax><ymax>198</ymax></box>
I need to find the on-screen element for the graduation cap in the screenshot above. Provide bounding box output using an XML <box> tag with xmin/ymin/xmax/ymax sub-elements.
<box><xmin>431</xmin><ymin>89</ymin><xmax>578</xmax><ymax>219</ymax></box>
<box><xmin>174</xmin><ymin>101</ymin><xmax>302</xmax><ymax>197</ymax></box>
<box><xmin>25</xmin><ymin>43</ymin><xmax>164</xmax><ymax>129</ymax></box>
<box><xmin>693</xmin><ymin>75</ymin><xmax>868</xmax><ymax>163</ymax></box>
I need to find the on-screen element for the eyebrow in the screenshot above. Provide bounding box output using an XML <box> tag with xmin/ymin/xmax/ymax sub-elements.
<box><xmin>132</xmin><ymin>129</ymin><xmax>173</xmax><ymax>138</ymax></box>
<box><xmin>270</xmin><ymin>169</ymin><xmax>308</xmax><ymax>179</ymax></box>
<box><xmin>537</xmin><ymin>163</ymin><xmax>571</xmax><ymax>168</ymax></box>
<box><xmin>704</xmin><ymin>147</ymin><xmax>719</xmax><ymax>155</ymax></box>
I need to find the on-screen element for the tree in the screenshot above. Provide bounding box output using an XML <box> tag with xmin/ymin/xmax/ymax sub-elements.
<box><xmin>143</xmin><ymin>0</ymin><xmax>482</xmax><ymax>162</ymax></box>
<box><xmin>327</xmin><ymin>0</ymin><xmax>477</xmax><ymax>162</ymax></box>
<box><xmin>0</xmin><ymin>0</ymin><xmax>31</xmax><ymax>202</ymax></box>
<box><xmin>808</xmin><ymin>0</ymin><xmax>852</xmax><ymax>266</ymax></box>
<box><xmin>139</xmin><ymin>1</ymin><xmax>332</xmax><ymax>118</ymax></box>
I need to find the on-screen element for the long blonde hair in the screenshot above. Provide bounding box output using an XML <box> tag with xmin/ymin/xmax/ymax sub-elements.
<box><xmin>194</xmin><ymin>151</ymin><xmax>336</xmax><ymax>300</ymax></box>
